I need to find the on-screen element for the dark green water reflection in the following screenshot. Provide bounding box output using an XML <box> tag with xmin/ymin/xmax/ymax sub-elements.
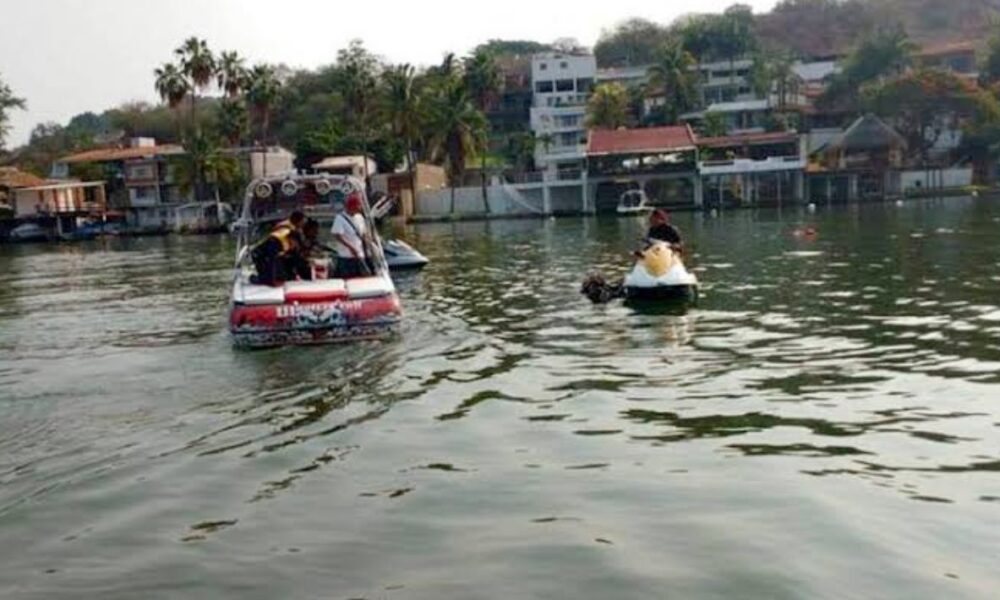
<box><xmin>1</xmin><ymin>197</ymin><xmax>998</xmax><ymax>598</ymax></box>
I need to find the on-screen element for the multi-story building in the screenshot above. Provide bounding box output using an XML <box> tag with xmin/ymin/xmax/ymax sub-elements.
<box><xmin>530</xmin><ymin>52</ymin><xmax>596</xmax><ymax>174</ymax></box>
<box><xmin>54</xmin><ymin>138</ymin><xmax>294</xmax><ymax>232</ymax></box>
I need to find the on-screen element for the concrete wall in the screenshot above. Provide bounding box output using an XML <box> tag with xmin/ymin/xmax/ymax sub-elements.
<box><xmin>417</xmin><ymin>185</ymin><xmax>547</xmax><ymax>217</ymax></box>
<box><xmin>900</xmin><ymin>167</ymin><xmax>972</xmax><ymax>192</ymax></box>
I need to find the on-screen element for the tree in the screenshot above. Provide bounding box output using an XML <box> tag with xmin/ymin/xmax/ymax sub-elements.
<box><xmin>175</xmin><ymin>37</ymin><xmax>216</xmax><ymax>130</ymax></box>
<box><xmin>216</xmin><ymin>51</ymin><xmax>247</xmax><ymax>98</ymax></box>
<box><xmin>174</xmin><ymin>132</ymin><xmax>242</xmax><ymax>203</ymax></box>
<box><xmin>647</xmin><ymin>40</ymin><xmax>698</xmax><ymax>124</ymax></box>
<box><xmin>245</xmin><ymin>64</ymin><xmax>282</xmax><ymax>144</ymax></box>
<box><xmin>702</xmin><ymin>111</ymin><xmax>728</xmax><ymax>137</ymax></box>
<box><xmin>217</xmin><ymin>98</ymin><xmax>249</xmax><ymax>146</ymax></box>
<box><xmin>0</xmin><ymin>74</ymin><xmax>26</xmax><ymax>151</ymax></box>
<box><xmin>463</xmin><ymin>49</ymin><xmax>502</xmax><ymax>213</ymax></box>
<box><xmin>381</xmin><ymin>64</ymin><xmax>423</xmax><ymax>202</ymax></box>
<box><xmin>338</xmin><ymin>40</ymin><xmax>381</xmax><ymax>183</ymax></box>
<box><xmin>504</xmin><ymin>131</ymin><xmax>536</xmax><ymax>173</ymax></box>
<box><xmin>866</xmin><ymin>68</ymin><xmax>1000</xmax><ymax>164</ymax></box>
<box><xmin>594</xmin><ymin>18</ymin><xmax>670</xmax><ymax>67</ymax></box>
<box><xmin>154</xmin><ymin>62</ymin><xmax>191</xmax><ymax>135</ymax></box>
<box><xmin>820</xmin><ymin>26</ymin><xmax>914</xmax><ymax>111</ymax></box>
<box><xmin>474</xmin><ymin>40</ymin><xmax>552</xmax><ymax>56</ymax></box>
<box><xmin>586</xmin><ymin>83</ymin><xmax>630</xmax><ymax>129</ymax></box>
<box><xmin>426</xmin><ymin>78</ymin><xmax>487</xmax><ymax>213</ymax></box>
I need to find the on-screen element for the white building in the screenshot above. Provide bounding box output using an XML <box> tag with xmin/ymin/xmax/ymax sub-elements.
<box><xmin>530</xmin><ymin>52</ymin><xmax>596</xmax><ymax>174</ymax></box>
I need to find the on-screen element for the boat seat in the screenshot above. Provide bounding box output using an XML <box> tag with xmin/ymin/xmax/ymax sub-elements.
<box><xmin>346</xmin><ymin>276</ymin><xmax>394</xmax><ymax>299</ymax></box>
<box><xmin>283</xmin><ymin>279</ymin><xmax>349</xmax><ymax>303</ymax></box>
<box><xmin>234</xmin><ymin>282</ymin><xmax>286</xmax><ymax>305</ymax></box>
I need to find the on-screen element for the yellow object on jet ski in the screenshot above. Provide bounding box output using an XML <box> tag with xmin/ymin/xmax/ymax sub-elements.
<box><xmin>637</xmin><ymin>242</ymin><xmax>676</xmax><ymax>278</ymax></box>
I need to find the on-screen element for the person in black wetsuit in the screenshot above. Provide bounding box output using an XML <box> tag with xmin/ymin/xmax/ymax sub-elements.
<box><xmin>251</xmin><ymin>211</ymin><xmax>305</xmax><ymax>285</ymax></box>
<box><xmin>646</xmin><ymin>209</ymin><xmax>683</xmax><ymax>246</ymax></box>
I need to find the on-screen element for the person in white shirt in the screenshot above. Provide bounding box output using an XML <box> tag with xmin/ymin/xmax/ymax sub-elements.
<box><xmin>331</xmin><ymin>193</ymin><xmax>370</xmax><ymax>278</ymax></box>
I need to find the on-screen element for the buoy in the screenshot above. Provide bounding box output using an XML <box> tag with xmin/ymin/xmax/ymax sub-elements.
<box><xmin>972</xmin><ymin>189</ymin><xmax>980</xmax><ymax>198</ymax></box>
<box><xmin>895</xmin><ymin>199</ymin><xmax>904</xmax><ymax>207</ymax></box>
<box><xmin>807</xmin><ymin>203</ymin><xmax>816</xmax><ymax>212</ymax></box>
<box><xmin>710</xmin><ymin>209</ymin><xmax>719</xmax><ymax>218</ymax></box>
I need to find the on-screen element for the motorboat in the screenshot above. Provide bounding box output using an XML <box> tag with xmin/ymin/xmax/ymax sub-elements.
<box><xmin>229</xmin><ymin>174</ymin><xmax>403</xmax><ymax>349</ymax></box>
<box><xmin>384</xmin><ymin>239</ymin><xmax>429</xmax><ymax>271</ymax></box>
<box><xmin>8</xmin><ymin>222</ymin><xmax>48</xmax><ymax>242</ymax></box>
<box><xmin>582</xmin><ymin>241</ymin><xmax>698</xmax><ymax>305</ymax></box>
<box><xmin>616</xmin><ymin>189</ymin><xmax>654</xmax><ymax>216</ymax></box>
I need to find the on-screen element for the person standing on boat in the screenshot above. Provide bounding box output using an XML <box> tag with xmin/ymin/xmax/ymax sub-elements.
<box><xmin>646</xmin><ymin>209</ymin><xmax>683</xmax><ymax>247</ymax></box>
<box><xmin>331</xmin><ymin>194</ymin><xmax>370</xmax><ymax>278</ymax></box>
<box><xmin>252</xmin><ymin>211</ymin><xmax>305</xmax><ymax>285</ymax></box>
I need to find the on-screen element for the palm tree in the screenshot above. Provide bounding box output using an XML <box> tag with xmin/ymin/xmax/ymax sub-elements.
<box><xmin>154</xmin><ymin>62</ymin><xmax>191</xmax><ymax>137</ymax></box>
<box><xmin>462</xmin><ymin>50</ymin><xmax>502</xmax><ymax>213</ymax></box>
<box><xmin>381</xmin><ymin>64</ymin><xmax>423</xmax><ymax>201</ymax></box>
<box><xmin>217</xmin><ymin>98</ymin><xmax>249</xmax><ymax>146</ymax></box>
<box><xmin>647</xmin><ymin>40</ymin><xmax>698</xmax><ymax>124</ymax></box>
<box><xmin>427</xmin><ymin>79</ymin><xmax>487</xmax><ymax>213</ymax></box>
<box><xmin>586</xmin><ymin>83</ymin><xmax>630</xmax><ymax>129</ymax></box>
<box><xmin>0</xmin><ymin>75</ymin><xmax>27</xmax><ymax>151</ymax></box>
<box><xmin>338</xmin><ymin>41</ymin><xmax>380</xmax><ymax>184</ymax></box>
<box><xmin>175</xmin><ymin>37</ymin><xmax>216</xmax><ymax>129</ymax></box>
<box><xmin>245</xmin><ymin>64</ymin><xmax>281</xmax><ymax>145</ymax></box>
<box><xmin>216</xmin><ymin>51</ymin><xmax>247</xmax><ymax>99</ymax></box>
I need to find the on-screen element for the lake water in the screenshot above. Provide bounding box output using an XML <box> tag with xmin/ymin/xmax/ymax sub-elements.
<box><xmin>1</xmin><ymin>198</ymin><xmax>998</xmax><ymax>599</ymax></box>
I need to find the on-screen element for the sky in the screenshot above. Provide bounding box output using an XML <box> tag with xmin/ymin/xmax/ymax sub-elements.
<box><xmin>0</xmin><ymin>0</ymin><xmax>779</xmax><ymax>147</ymax></box>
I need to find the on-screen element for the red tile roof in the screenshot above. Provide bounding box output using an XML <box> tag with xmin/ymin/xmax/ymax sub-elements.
<box><xmin>58</xmin><ymin>144</ymin><xmax>184</xmax><ymax>164</ymax></box>
<box><xmin>697</xmin><ymin>131</ymin><xmax>799</xmax><ymax>149</ymax></box>
<box><xmin>0</xmin><ymin>167</ymin><xmax>47</xmax><ymax>189</ymax></box>
<box><xmin>918</xmin><ymin>40</ymin><xmax>977</xmax><ymax>57</ymax></box>
<box><xmin>587</xmin><ymin>126</ymin><xmax>696</xmax><ymax>155</ymax></box>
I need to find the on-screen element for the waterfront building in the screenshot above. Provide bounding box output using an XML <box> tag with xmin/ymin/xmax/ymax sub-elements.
<box><xmin>529</xmin><ymin>52</ymin><xmax>596</xmax><ymax>176</ymax></box>
<box><xmin>585</xmin><ymin>125</ymin><xmax>701</xmax><ymax>211</ymax></box>
<box><xmin>55</xmin><ymin>138</ymin><xmax>293</xmax><ymax>232</ymax></box>
<box><xmin>808</xmin><ymin>114</ymin><xmax>906</xmax><ymax>202</ymax></box>
<box><xmin>697</xmin><ymin>131</ymin><xmax>806</xmax><ymax>207</ymax></box>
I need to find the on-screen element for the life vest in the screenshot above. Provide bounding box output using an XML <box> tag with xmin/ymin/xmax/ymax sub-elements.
<box><xmin>267</xmin><ymin>220</ymin><xmax>299</xmax><ymax>255</ymax></box>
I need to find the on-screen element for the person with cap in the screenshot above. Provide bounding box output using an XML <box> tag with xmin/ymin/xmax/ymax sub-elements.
<box><xmin>331</xmin><ymin>193</ymin><xmax>370</xmax><ymax>278</ymax></box>
<box><xmin>646</xmin><ymin>209</ymin><xmax>683</xmax><ymax>247</ymax></box>
<box><xmin>251</xmin><ymin>210</ymin><xmax>306</xmax><ymax>286</ymax></box>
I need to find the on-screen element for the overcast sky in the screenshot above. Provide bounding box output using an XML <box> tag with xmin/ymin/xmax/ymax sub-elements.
<box><xmin>1</xmin><ymin>0</ymin><xmax>779</xmax><ymax>147</ymax></box>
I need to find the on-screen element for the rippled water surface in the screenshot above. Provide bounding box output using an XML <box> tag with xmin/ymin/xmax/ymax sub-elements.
<box><xmin>2</xmin><ymin>198</ymin><xmax>999</xmax><ymax>599</ymax></box>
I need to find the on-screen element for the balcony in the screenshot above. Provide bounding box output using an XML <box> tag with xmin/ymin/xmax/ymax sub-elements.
<box><xmin>698</xmin><ymin>156</ymin><xmax>805</xmax><ymax>176</ymax></box>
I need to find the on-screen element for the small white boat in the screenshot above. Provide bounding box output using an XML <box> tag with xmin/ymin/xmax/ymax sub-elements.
<box><xmin>617</xmin><ymin>190</ymin><xmax>654</xmax><ymax>216</ymax></box>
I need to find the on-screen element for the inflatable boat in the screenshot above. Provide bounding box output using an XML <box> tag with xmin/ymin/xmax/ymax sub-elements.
<box><xmin>229</xmin><ymin>174</ymin><xmax>402</xmax><ymax>348</ymax></box>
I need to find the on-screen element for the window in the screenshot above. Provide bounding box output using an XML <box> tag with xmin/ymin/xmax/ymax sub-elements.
<box><xmin>560</xmin><ymin>61</ymin><xmax>568</xmax><ymax>69</ymax></box>
<box><xmin>535</xmin><ymin>80</ymin><xmax>554</xmax><ymax>93</ymax></box>
<box><xmin>539</xmin><ymin>63</ymin><xmax>548</xmax><ymax>71</ymax></box>
<box><xmin>555</xmin><ymin>79</ymin><xmax>574</xmax><ymax>92</ymax></box>
<box><xmin>576</xmin><ymin>78</ymin><xmax>594</xmax><ymax>93</ymax></box>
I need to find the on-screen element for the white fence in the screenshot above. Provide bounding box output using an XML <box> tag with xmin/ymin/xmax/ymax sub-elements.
<box><xmin>900</xmin><ymin>167</ymin><xmax>972</xmax><ymax>193</ymax></box>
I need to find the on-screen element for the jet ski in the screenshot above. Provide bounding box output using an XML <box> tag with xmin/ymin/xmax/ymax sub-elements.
<box><xmin>623</xmin><ymin>241</ymin><xmax>698</xmax><ymax>302</ymax></box>
<box><xmin>582</xmin><ymin>241</ymin><xmax>698</xmax><ymax>305</ymax></box>
<box><xmin>384</xmin><ymin>239</ymin><xmax>429</xmax><ymax>271</ymax></box>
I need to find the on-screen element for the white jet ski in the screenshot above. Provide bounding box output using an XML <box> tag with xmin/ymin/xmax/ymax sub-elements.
<box><xmin>384</xmin><ymin>239</ymin><xmax>429</xmax><ymax>271</ymax></box>
<box><xmin>623</xmin><ymin>241</ymin><xmax>698</xmax><ymax>302</ymax></box>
